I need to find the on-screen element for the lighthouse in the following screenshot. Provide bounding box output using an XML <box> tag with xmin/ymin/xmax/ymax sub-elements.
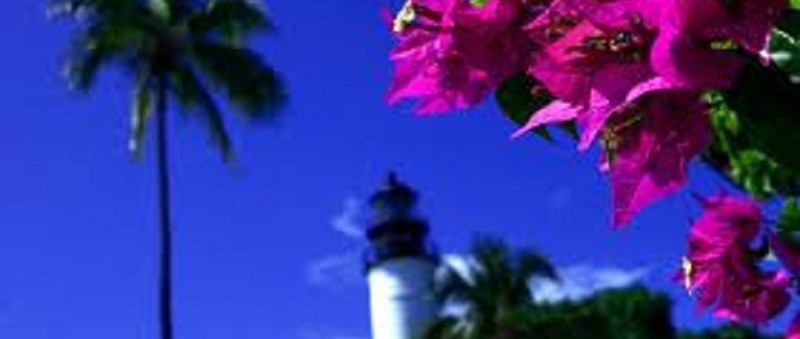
<box><xmin>364</xmin><ymin>174</ymin><xmax>439</xmax><ymax>339</ymax></box>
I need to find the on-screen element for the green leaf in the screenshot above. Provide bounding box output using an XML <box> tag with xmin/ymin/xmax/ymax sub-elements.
<box><xmin>777</xmin><ymin>9</ymin><xmax>800</xmax><ymax>36</ymax></box>
<box><xmin>771</xmin><ymin>9</ymin><xmax>800</xmax><ymax>86</ymax></box>
<box><xmin>495</xmin><ymin>73</ymin><xmax>570</xmax><ymax>141</ymax></box>
<box><xmin>771</xmin><ymin>15</ymin><xmax>800</xmax><ymax>84</ymax></box>
<box><xmin>722</xmin><ymin>60</ymin><xmax>800</xmax><ymax>173</ymax></box>
<box><xmin>57</xmin><ymin>0</ymin><xmax>156</xmax><ymax>92</ymax></box>
<box><xmin>190</xmin><ymin>41</ymin><xmax>285</xmax><ymax>119</ymax></box>
<box><xmin>189</xmin><ymin>0</ymin><xmax>272</xmax><ymax>42</ymax></box>
<box><xmin>791</xmin><ymin>0</ymin><xmax>800</xmax><ymax>10</ymax></box>
<box><xmin>169</xmin><ymin>65</ymin><xmax>233</xmax><ymax>161</ymax></box>
<box><xmin>702</xmin><ymin>91</ymin><xmax>800</xmax><ymax>199</ymax></box>
<box><xmin>129</xmin><ymin>71</ymin><xmax>153</xmax><ymax>159</ymax></box>
<box><xmin>49</xmin><ymin>0</ymin><xmax>139</xmax><ymax>19</ymax></box>
<box><xmin>779</xmin><ymin>200</ymin><xmax>800</xmax><ymax>234</ymax></box>
<box><xmin>148</xmin><ymin>0</ymin><xmax>170</xmax><ymax>20</ymax></box>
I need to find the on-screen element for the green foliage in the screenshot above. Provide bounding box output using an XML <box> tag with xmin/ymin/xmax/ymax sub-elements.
<box><xmin>428</xmin><ymin>236</ymin><xmax>557</xmax><ymax>339</ymax></box>
<box><xmin>51</xmin><ymin>0</ymin><xmax>285</xmax><ymax>159</ymax></box>
<box><xmin>469</xmin><ymin>0</ymin><xmax>488</xmax><ymax>7</ymax></box>
<box><xmin>191</xmin><ymin>40</ymin><xmax>286</xmax><ymax>118</ymax></box>
<box><xmin>428</xmin><ymin>284</ymin><xmax>778</xmax><ymax>339</ymax></box>
<box><xmin>188</xmin><ymin>0</ymin><xmax>273</xmax><ymax>43</ymax></box>
<box><xmin>703</xmin><ymin>92</ymin><xmax>800</xmax><ymax>199</ymax></box>
<box><xmin>721</xmin><ymin>60</ymin><xmax>800</xmax><ymax>173</ymax></box>
<box><xmin>169</xmin><ymin>65</ymin><xmax>233</xmax><ymax>160</ymax></box>
<box><xmin>771</xmin><ymin>10</ymin><xmax>800</xmax><ymax>83</ymax></box>
<box><xmin>588</xmin><ymin>287</ymin><xmax>674</xmax><ymax>339</ymax></box>
<box><xmin>703</xmin><ymin>18</ymin><xmax>800</xmax><ymax>199</ymax></box>
<box><xmin>424</xmin><ymin>236</ymin><xmax>780</xmax><ymax>339</ymax></box>
<box><xmin>778</xmin><ymin>199</ymin><xmax>800</xmax><ymax>233</ymax></box>
<box><xmin>511</xmin><ymin>286</ymin><xmax>675</xmax><ymax>339</ymax></box>
<box><xmin>130</xmin><ymin>72</ymin><xmax>154</xmax><ymax>159</ymax></box>
<box><xmin>495</xmin><ymin>73</ymin><xmax>577</xmax><ymax>141</ymax></box>
<box><xmin>722</xmin><ymin>12</ymin><xmax>800</xmax><ymax>175</ymax></box>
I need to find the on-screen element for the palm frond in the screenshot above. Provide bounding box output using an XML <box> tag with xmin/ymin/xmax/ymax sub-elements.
<box><xmin>161</xmin><ymin>0</ymin><xmax>196</xmax><ymax>22</ymax></box>
<box><xmin>129</xmin><ymin>70</ymin><xmax>154</xmax><ymax>159</ymax></box>
<box><xmin>48</xmin><ymin>0</ymin><xmax>151</xmax><ymax>23</ymax></box>
<box><xmin>423</xmin><ymin>316</ymin><xmax>460</xmax><ymax>339</ymax></box>
<box><xmin>515</xmin><ymin>248</ymin><xmax>557</xmax><ymax>282</ymax></box>
<box><xmin>471</xmin><ymin>236</ymin><xmax>515</xmax><ymax>303</ymax></box>
<box><xmin>190</xmin><ymin>40</ymin><xmax>285</xmax><ymax>119</ymax></box>
<box><xmin>64</xmin><ymin>20</ymin><xmax>149</xmax><ymax>90</ymax></box>
<box><xmin>188</xmin><ymin>0</ymin><xmax>273</xmax><ymax>42</ymax></box>
<box><xmin>169</xmin><ymin>65</ymin><xmax>233</xmax><ymax>160</ymax></box>
<box><xmin>48</xmin><ymin>0</ymin><xmax>121</xmax><ymax>18</ymax></box>
<box><xmin>54</xmin><ymin>0</ymin><xmax>161</xmax><ymax>91</ymax></box>
<box><xmin>53</xmin><ymin>0</ymin><xmax>285</xmax><ymax>162</ymax></box>
<box><xmin>431</xmin><ymin>236</ymin><xmax>560</xmax><ymax>338</ymax></box>
<box><xmin>471</xmin><ymin>237</ymin><xmax>511</xmax><ymax>277</ymax></box>
<box><xmin>435</xmin><ymin>266</ymin><xmax>474</xmax><ymax>305</ymax></box>
<box><xmin>64</xmin><ymin>41</ymin><xmax>116</xmax><ymax>91</ymax></box>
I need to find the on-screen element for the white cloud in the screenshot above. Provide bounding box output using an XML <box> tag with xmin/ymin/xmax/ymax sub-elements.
<box><xmin>299</xmin><ymin>198</ymin><xmax>369</xmax><ymax>339</ymax></box>
<box><xmin>330</xmin><ymin>197</ymin><xmax>365</xmax><ymax>241</ymax></box>
<box><xmin>440</xmin><ymin>254</ymin><xmax>475</xmax><ymax>281</ymax></box>
<box><xmin>438</xmin><ymin>256</ymin><xmax>646</xmax><ymax>314</ymax></box>
<box><xmin>438</xmin><ymin>256</ymin><xmax>648</xmax><ymax>304</ymax></box>
<box><xmin>306</xmin><ymin>250</ymin><xmax>364</xmax><ymax>288</ymax></box>
<box><xmin>305</xmin><ymin>197</ymin><xmax>367</xmax><ymax>289</ymax></box>
<box><xmin>530</xmin><ymin>265</ymin><xmax>649</xmax><ymax>303</ymax></box>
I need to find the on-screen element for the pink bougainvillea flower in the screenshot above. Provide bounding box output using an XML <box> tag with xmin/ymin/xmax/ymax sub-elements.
<box><xmin>715</xmin><ymin>0</ymin><xmax>788</xmax><ymax>54</ymax></box>
<box><xmin>649</xmin><ymin>0</ymin><xmax>745</xmax><ymax>89</ymax></box>
<box><xmin>680</xmin><ymin>195</ymin><xmax>791</xmax><ymax>325</ymax></box>
<box><xmin>387</xmin><ymin>0</ymin><xmax>489</xmax><ymax>113</ymax></box>
<box><xmin>606</xmin><ymin>91</ymin><xmax>710</xmax><ymax>227</ymax></box>
<box><xmin>712</xmin><ymin>270</ymin><xmax>791</xmax><ymax>325</ymax></box>
<box><xmin>387</xmin><ymin>0</ymin><xmax>536</xmax><ymax>114</ymax></box>
<box><xmin>689</xmin><ymin>195</ymin><xmax>764</xmax><ymax>246</ymax></box>
<box><xmin>519</xmin><ymin>0</ymin><xmax>767</xmax><ymax>144</ymax></box>
<box><xmin>526</xmin><ymin>0</ymin><xmax>657</xmax><ymax>104</ymax></box>
<box><xmin>768</xmin><ymin>231</ymin><xmax>800</xmax><ymax>276</ymax></box>
<box><xmin>520</xmin><ymin>0</ymin><xmax>670</xmax><ymax>146</ymax></box>
<box><xmin>511</xmin><ymin>99</ymin><xmax>581</xmax><ymax>138</ymax></box>
<box><xmin>520</xmin><ymin>0</ymin><xmax>727</xmax><ymax>145</ymax></box>
<box><xmin>649</xmin><ymin>29</ymin><xmax>743</xmax><ymax>90</ymax></box>
<box><xmin>514</xmin><ymin>1</ymin><xmax>711</xmax><ymax>226</ymax></box>
<box><xmin>650</xmin><ymin>0</ymin><xmax>788</xmax><ymax>86</ymax></box>
<box><xmin>515</xmin><ymin>89</ymin><xmax>710</xmax><ymax>227</ymax></box>
<box><xmin>512</xmin><ymin>0</ymin><xmax>761</xmax><ymax>228</ymax></box>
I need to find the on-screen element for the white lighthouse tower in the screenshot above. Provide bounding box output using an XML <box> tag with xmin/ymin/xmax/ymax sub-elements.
<box><xmin>364</xmin><ymin>174</ymin><xmax>439</xmax><ymax>339</ymax></box>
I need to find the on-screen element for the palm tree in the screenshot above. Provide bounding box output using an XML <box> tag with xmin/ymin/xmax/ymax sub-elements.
<box><xmin>428</xmin><ymin>236</ymin><xmax>558</xmax><ymax>339</ymax></box>
<box><xmin>49</xmin><ymin>1</ymin><xmax>285</xmax><ymax>338</ymax></box>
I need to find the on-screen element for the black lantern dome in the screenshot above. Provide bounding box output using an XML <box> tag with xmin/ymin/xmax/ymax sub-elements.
<box><xmin>364</xmin><ymin>173</ymin><xmax>437</xmax><ymax>271</ymax></box>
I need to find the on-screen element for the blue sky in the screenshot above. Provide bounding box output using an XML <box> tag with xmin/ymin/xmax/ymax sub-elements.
<box><xmin>0</xmin><ymin>1</ymin><xmax>788</xmax><ymax>338</ymax></box>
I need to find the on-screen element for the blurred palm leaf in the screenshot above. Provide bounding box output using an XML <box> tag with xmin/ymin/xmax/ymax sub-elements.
<box><xmin>429</xmin><ymin>236</ymin><xmax>557</xmax><ymax>339</ymax></box>
<box><xmin>52</xmin><ymin>0</ymin><xmax>285</xmax><ymax>159</ymax></box>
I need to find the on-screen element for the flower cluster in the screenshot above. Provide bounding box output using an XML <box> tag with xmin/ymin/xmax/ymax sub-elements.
<box><xmin>681</xmin><ymin>196</ymin><xmax>789</xmax><ymax>324</ymax></box>
<box><xmin>680</xmin><ymin>195</ymin><xmax>800</xmax><ymax>336</ymax></box>
<box><xmin>386</xmin><ymin>0</ymin><xmax>788</xmax><ymax>227</ymax></box>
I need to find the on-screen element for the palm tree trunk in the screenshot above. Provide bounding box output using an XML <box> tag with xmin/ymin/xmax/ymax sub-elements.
<box><xmin>155</xmin><ymin>76</ymin><xmax>174</xmax><ymax>339</ymax></box>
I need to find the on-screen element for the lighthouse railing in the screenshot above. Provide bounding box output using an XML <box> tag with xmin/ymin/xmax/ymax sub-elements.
<box><xmin>363</xmin><ymin>241</ymin><xmax>439</xmax><ymax>273</ymax></box>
